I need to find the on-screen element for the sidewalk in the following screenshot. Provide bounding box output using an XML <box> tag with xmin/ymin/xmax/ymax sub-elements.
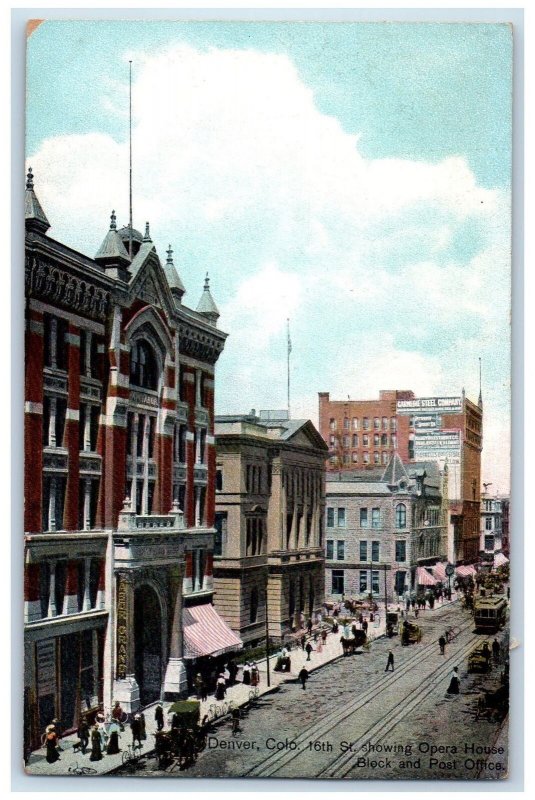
<box><xmin>25</xmin><ymin>618</ymin><xmax>387</xmax><ymax>777</ymax></box>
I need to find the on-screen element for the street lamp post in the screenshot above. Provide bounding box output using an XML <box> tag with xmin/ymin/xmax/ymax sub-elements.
<box><xmin>264</xmin><ymin>577</ymin><xmax>271</xmax><ymax>687</ymax></box>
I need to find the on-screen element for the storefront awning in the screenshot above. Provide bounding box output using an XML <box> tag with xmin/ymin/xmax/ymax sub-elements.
<box><xmin>456</xmin><ymin>564</ymin><xmax>476</xmax><ymax>577</ymax></box>
<box><xmin>183</xmin><ymin>603</ymin><xmax>243</xmax><ymax>659</ymax></box>
<box><xmin>416</xmin><ymin>567</ymin><xmax>437</xmax><ymax>586</ymax></box>
<box><xmin>432</xmin><ymin>562</ymin><xmax>447</xmax><ymax>581</ymax></box>
<box><xmin>494</xmin><ymin>552</ymin><xmax>509</xmax><ymax>567</ymax></box>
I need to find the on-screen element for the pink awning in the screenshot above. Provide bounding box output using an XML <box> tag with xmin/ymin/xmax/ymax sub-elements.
<box><xmin>417</xmin><ymin>567</ymin><xmax>437</xmax><ymax>586</ymax></box>
<box><xmin>494</xmin><ymin>552</ymin><xmax>509</xmax><ymax>567</ymax></box>
<box><xmin>432</xmin><ymin>562</ymin><xmax>447</xmax><ymax>581</ymax></box>
<box><xmin>183</xmin><ymin>603</ymin><xmax>243</xmax><ymax>659</ymax></box>
<box><xmin>456</xmin><ymin>564</ymin><xmax>476</xmax><ymax>577</ymax></box>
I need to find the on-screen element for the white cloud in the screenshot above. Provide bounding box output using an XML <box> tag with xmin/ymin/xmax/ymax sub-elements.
<box><xmin>27</xmin><ymin>43</ymin><xmax>511</xmax><ymax>490</ymax></box>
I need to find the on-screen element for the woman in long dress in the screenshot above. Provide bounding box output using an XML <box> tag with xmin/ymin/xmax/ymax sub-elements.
<box><xmin>251</xmin><ymin>662</ymin><xmax>259</xmax><ymax>686</ymax></box>
<box><xmin>447</xmin><ymin>666</ymin><xmax>460</xmax><ymax>694</ymax></box>
<box><xmin>215</xmin><ymin>674</ymin><xmax>226</xmax><ymax>700</ymax></box>
<box><xmin>90</xmin><ymin>725</ymin><xmax>103</xmax><ymax>761</ymax></box>
<box><xmin>242</xmin><ymin>662</ymin><xmax>251</xmax><ymax>685</ymax></box>
<box><xmin>44</xmin><ymin>725</ymin><xmax>60</xmax><ymax>763</ymax></box>
<box><xmin>106</xmin><ymin>722</ymin><xmax>120</xmax><ymax>755</ymax></box>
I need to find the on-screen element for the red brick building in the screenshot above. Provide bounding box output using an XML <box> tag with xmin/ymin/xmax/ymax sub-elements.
<box><xmin>24</xmin><ymin>169</ymin><xmax>240</xmax><ymax>754</ymax></box>
<box><xmin>318</xmin><ymin>389</ymin><xmax>483</xmax><ymax>566</ymax></box>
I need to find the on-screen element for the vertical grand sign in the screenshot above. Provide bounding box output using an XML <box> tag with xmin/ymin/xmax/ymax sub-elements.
<box><xmin>116</xmin><ymin>573</ymin><xmax>129</xmax><ymax>680</ymax></box>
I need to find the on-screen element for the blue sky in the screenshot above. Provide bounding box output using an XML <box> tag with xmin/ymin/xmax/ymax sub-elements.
<box><xmin>26</xmin><ymin>21</ymin><xmax>512</xmax><ymax>490</ymax></box>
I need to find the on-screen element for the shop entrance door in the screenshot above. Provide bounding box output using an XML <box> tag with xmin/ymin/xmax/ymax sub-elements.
<box><xmin>134</xmin><ymin>585</ymin><xmax>162</xmax><ymax>706</ymax></box>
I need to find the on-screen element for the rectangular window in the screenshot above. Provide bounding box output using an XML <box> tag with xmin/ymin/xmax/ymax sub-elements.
<box><xmin>363</xmin><ymin>417</ymin><xmax>369</xmax><ymax>430</ymax></box>
<box><xmin>395</xmin><ymin>540</ymin><xmax>406</xmax><ymax>562</ymax></box>
<box><xmin>484</xmin><ymin>535</ymin><xmax>494</xmax><ymax>551</ymax></box>
<box><xmin>352</xmin><ymin>417</ymin><xmax>359</xmax><ymax>430</ymax></box>
<box><xmin>373</xmin><ymin>452</ymin><xmax>380</xmax><ymax>464</ymax></box>
<box><xmin>352</xmin><ymin>434</ymin><xmax>358</xmax><ymax>447</ymax></box>
<box><xmin>326</xmin><ymin>540</ymin><xmax>334</xmax><ymax>560</ymax></box>
<box><xmin>391</xmin><ymin>434</ymin><xmax>397</xmax><ymax>449</ymax></box>
<box><xmin>343</xmin><ymin>453</ymin><xmax>350</xmax><ymax>465</ymax></box>
<box><xmin>214</xmin><ymin>511</ymin><xmax>227</xmax><ymax>556</ymax></box>
<box><xmin>329</xmin><ymin>418</ymin><xmax>337</xmax><ymax>431</ymax></box>
<box><xmin>363</xmin><ymin>452</ymin><xmax>370</xmax><ymax>464</ymax></box>
<box><xmin>408</xmin><ymin>439</ymin><xmax>414</xmax><ymax>459</ymax></box>
<box><xmin>360</xmin><ymin>508</ymin><xmax>368</xmax><ymax>527</ymax></box>
<box><xmin>390</xmin><ymin>417</ymin><xmax>397</xmax><ymax>431</ymax></box>
<box><xmin>337</xmin><ymin>540</ymin><xmax>345</xmax><ymax>560</ymax></box>
<box><xmin>374</xmin><ymin>417</ymin><xmax>380</xmax><ymax>430</ymax></box>
<box><xmin>136</xmin><ymin>415</ymin><xmax>145</xmax><ymax>458</ymax></box>
<box><xmin>147</xmin><ymin>416</ymin><xmax>156</xmax><ymax>459</ymax></box>
<box><xmin>359</xmin><ymin>540</ymin><xmax>368</xmax><ymax>561</ymax></box>
<box><xmin>352</xmin><ymin>452</ymin><xmax>358</xmax><ymax>463</ymax></box>
<box><xmin>329</xmin><ymin>435</ymin><xmax>335</xmax><ymax>446</ymax></box>
<box><xmin>362</xmin><ymin>434</ymin><xmax>369</xmax><ymax>447</ymax></box>
<box><xmin>337</xmin><ymin>507</ymin><xmax>346</xmax><ymax>527</ymax></box>
<box><xmin>382</xmin><ymin>417</ymin><xmax>388</xmax><ymax>430</ymax></box>
<box><xmin>332</xmin><ymin>570</ymin><xmax>344</xmax><ymax>594</ymax></box>
<box><xmin>359</xmin><ymin>570</ymin><xmax>367</xmax><ymax>593</ymax></box>
<box><xmin>327</xmin><ymin>507</ymin><xmax>335</xmax><ymax>528</ymax></box>
<box><xmin>485</xmin><ymin>517</ymin><xmax>493</xmax><ymax>530</ymax></box>
<box><xmin>343</xmin><ymin>418</ymin><xmax>350</xmax><ymax>430</ymax></box>
<box><xmin>371</xmin><ymin>508</ymin><xmax>380</xmax><ymax>528</ymax></box>
<box><xmin>371</xmin><ymin>541</ymin><xmax>380</xmax><ymax>561</ymax></box>
<box><xmin>374</xmin><ymin>434</ymin><xmax>380</xmax><ymax>446</ymax></box>
<box><xmin>382</xmin><ymin>452</ymin><xmax>388</xmax><ymax>465</ymax></box>
<box><xmin>372</xmin><ymin>570</ymin><xmax>380</xmax><ymax>594</ymax></box>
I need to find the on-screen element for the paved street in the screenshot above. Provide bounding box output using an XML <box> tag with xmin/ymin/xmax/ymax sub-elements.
<box><xmin>147</xmin><ymin>601</ymin><xmax>508</xmax><ymax>781</ymax></box>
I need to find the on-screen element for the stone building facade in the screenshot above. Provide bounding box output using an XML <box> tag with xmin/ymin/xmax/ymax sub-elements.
<box><xmin>24</xmin><ymin>170</ymin><xmax>240</xmax><ymax>752</ymax></box>
<box><xmin>318</xmin><ymin>390</ymin><xmax>482</xmax><ymax>567</ymax></box>
<box><xmin>213</xmin><ymin>412</ymin><xmax>328</xmax><ymax>644</ymax></box>
<box><xmin>324</xmin><ymin>454</ymin><xmax>448</xmax><ymax>603</ymax></box>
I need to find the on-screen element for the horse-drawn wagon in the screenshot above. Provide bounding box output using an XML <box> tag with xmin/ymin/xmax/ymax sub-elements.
<box><xmin>154</xmin><ymin>700</ymin><xmax>207</xmax><ymax>771</ymax></box>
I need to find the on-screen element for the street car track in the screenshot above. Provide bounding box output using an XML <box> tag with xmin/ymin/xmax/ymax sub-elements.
<box><xmin>245</xmin><ymin>614</ymin><xmax>478</xmax><ymax>777</ymax></box>
<box><xmin>317</xmin><ymin>633</ymin><xmax>487</xmax><ymax>778</ymax></box>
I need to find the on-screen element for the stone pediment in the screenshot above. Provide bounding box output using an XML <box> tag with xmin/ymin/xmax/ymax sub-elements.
<box><xmin>128</xmin><ymin>254</ymin><xmax>177</xmax><ymax>324</ymax></box>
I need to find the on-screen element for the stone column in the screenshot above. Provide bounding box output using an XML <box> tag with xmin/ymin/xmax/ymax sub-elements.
<box><xmin>62</xmin><ymin>560</ymin><xmax>79</xmax><ymax>615</ymax></box>
<box><xmin>83</xmin><ymin>557</ymin><xmax>92</xmax><ymax>611</ymax></box>
<box><xmin>83</xmin><ymin>479</ymin><xmax>91</xmax><ymax>531</ymax></box>
<box><xmin>63</xmin><ymin>323</ymin><xmax>81</xmax><ymax>530</ymax></box>
<box><xmin>24</xmin><ymin>563</ymin><xmax>41</xmax><ymax>622</ymax></box>
<box><xmin>112</xmin><ymin>571</ymin><xmax>140</xmax><ymax>713</ymax></box>
<box><xmin>48</xmin><ymin>477</ymin><xmax>57</xmax><ymax>532</ymax></box>
<box><xmin>163</xmin><ymin>566</ymin><xmax>188</xmax><ymax>698</ymax></box>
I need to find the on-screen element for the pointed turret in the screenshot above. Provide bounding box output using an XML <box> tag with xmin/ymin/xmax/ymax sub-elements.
<box><xmin>382</xmin><ymin>452</ymin><xmax>410</xmax><ymax>488</ymax></box>
<box><xmin>163</xmin><ymin>245</ymin><xmax>186</xmax><ymax>305</ymax></box>
<box><xmin>143</xmin><ymin>221</ymin><xmax>152</xmax><ymax>243</ymax></box>
<box><xmin>196</xmin><ymin>273</ymin><xmax>220</xmax><ymax>326</ymax></box>
<box><xmin>25</xmin><ymin>167</ymin><xmax>50</xmax><ymax>234</ymax></box>
<box><xmin>95</xmin><ymin>210</ymin><xmax>131</xmax><ymax>281</ymax></box>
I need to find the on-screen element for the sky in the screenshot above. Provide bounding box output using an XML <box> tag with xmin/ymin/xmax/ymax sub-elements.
<box><xmin>26</xmin><ymin>20</ymin><xmax>512</xmax><ymax>492</ymax></box>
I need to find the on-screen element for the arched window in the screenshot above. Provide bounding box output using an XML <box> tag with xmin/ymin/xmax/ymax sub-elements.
<box><xmin>395</xmin><ymin>503</ymin><xmax>407</xmax><ymax>529</ymax></box>
<box><xmin>130</xmin><ymin>339</ymin><xmax>158</xmax><ymax>390</ymax></box>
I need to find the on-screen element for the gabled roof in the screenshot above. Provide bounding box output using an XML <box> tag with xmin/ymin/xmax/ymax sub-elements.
<box><xmin>265</xmin><ymin>418</ymin><xmax>328</xmax><ymax>452</ymax></box>
<box><xmin>25</xmin><ymin>168</ymin><xmax>50</xmax><ymax>233</ymax></box>
<box><xmin>381</xmin><ymin>452</ymin><xmax>410</xmax><ymax>486</ymax></box>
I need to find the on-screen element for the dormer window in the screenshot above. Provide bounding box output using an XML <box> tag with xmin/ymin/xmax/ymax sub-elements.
<box><xmin>130</xmin><ymin>340</ymin><xmax>158</xmax><ymax>390</ymax></box>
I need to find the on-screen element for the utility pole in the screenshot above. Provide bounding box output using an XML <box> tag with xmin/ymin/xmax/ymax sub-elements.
<box><xmin>128</xmin><ymin>60</ymin><xmax>133</xmax><ymax>260</ymax></box>
<box><xmin>265</xmin><ymin>576</ymin><xmax>271</xmax><ymax>687</ymax></box>
<box><xmin>287</xmin><ymin>319</ymin><xmax>292</xmax><ymax>419</ymax></box>
<box><xmin>369</xmin><ymin>560</ymin><xmax>373</xmax><ymax>606</ymax></box>
<box><xmin>384</xmin><ymin>562</ymin><xmax>388</xmax><ymax>614</ymax></box>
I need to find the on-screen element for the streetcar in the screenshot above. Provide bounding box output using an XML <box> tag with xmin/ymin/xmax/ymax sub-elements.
<box><xmin>473</xmin><ymin>596</ymin><xmax>507</xmax><ymax>633</ymax></box>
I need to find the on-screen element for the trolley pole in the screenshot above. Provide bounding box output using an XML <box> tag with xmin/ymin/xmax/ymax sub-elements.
<box><xmin>265</xmin><ymin>577</ymin><xmax>271</xmax><ymax>687</ymax></box>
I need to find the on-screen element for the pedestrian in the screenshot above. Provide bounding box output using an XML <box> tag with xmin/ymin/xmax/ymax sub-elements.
<box><xmin>439</xmin><ymin>635</ymin><xmax>446</xmax><ymax>655</ymax></box>
<box><xmin>242</xmin><ymin>662</ymin><xmax>251</xmax><ymax>685</ymax></box>
<box><xmin>171</xmin><ymin>712</ymin><xmax>179</xmax><ymax>730</ymax></box>
<box><xmin>96</xmin><ymin>711</ymin><xmax>107</xmax><ymax>750</ymax></box>
<box><xmin>44</xmin><ymin>724</ymin><xmax>60</xmax><ymax>764</ymax></box>
<box><xmin>140</xmin><ymin>711</ymin><xmax>146</xmax><ymax>740</ymax></box>
<box><xmin>482</xmin><ymin>642</ymin><xmax>491</xmax><ymax>664</ymax></box>
<box><xmin>321</xmin><ymin>628</ymin><xmax>327</xmax><ymax>644</ymax></box>
<box><xmin>106</xmin><ymin>723</ymin><xmax>120</xmax><ymax>755</ymax></box>
<box><xmin>300</xmin><ymin>634</ymin><xmax>306</xmax><ymax>650</ymax></box>
<box><xmin>307</xmin><ymin>618</ymin><xmax>313</xmax><ymax>635</ymax></box>
<box><xmin>362</xmin><ymin>620</ymin><xmax>368</xmax><ymax>635</ymax></box>
<box><xmin>89</xmin><ymin>724</ymin><xmax>103</xmax><ymax>761</ymax></box>
<box><xmin>406</xmin><ymin>599</ymin><xmax>410</xmax><ymax>612</ymax></box>
<box><xmin>446</xmin><ymin>666</ymin><xmax>460</xmax><ymax>695</ymax></box>
<box><xmin>77</xmin><ymin>716</ymin><xmax>90</xmax><ymax>754</ymax></box>
<box><xmin>130</xmin><ymin>714</ymin><xmax>142</xmax><ymax>747</ymax></box>
<box><xmin>317</xmin><ymin>637</ymin><xmax>323</xmax><ymax>654</ymax></box>
<box><xmin>385</xmin><ymin>650</ymin><xmax>394</xmax><ymax>672</ymax></box>
<box><xmin>111</xmin><ymin>701</ymin><xmax>124</xmax><ymax>730</ymax></box>
<box><xmin>251</xmin><ymin>662</ymin><xmax>260</xmax><ymax>686</ymax></box>
<box><xmin>215</xmin><ymin>674</ymin><xmax>227</xmax><ymax>700</ymax></box>
<box><xmin>305</xmin><ymin>642</ymin><xmax>313</xmax><ymax>661</ymax></box>
<box><xmin>228</xmin><ymin>659</ymin><xmax>238</xmax><ymax>686</ymax></box>
<box><xmin>332</xmin><ymin>621</ymin><xmax>339</xmax><ymax>634</ymax></box>
<box><xmin>414</xmin><ymin>607</ymin><xmax>419</xmax><ymax>618</ymax></box>
<box><xmin>231</xmin><ymin>707</ymin><xmax>241</xmax><ymax>735</ymax></box>
<box><xmin>194</xmin><ymin>672</ymin><xmax>204</xmax><ymax>699</ymax></box>
<box><xmin>313</xmin><ymin>631</ymin><xmax>318</xmax><ymax>643</ymax></box>
<box><xmin>155</xmin><ymin>703</ymin><xmax>164</xmax><ymax>732</ymax></box>
<box><xmin>492</xmin><ymin>638</ymin><xmax>501</xmax><ymax>662</ymax></box>
<box><xmin>298</xmin><ymin>666</ymin><xmax>309</xmax><ymax>690</ymax></box>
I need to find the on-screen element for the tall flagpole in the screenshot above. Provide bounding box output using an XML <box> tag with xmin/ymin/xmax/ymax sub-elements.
<box><xmin>287</xmin><ymin>318</ymin><xmax>292</xmax><ymax>419</ymax></box>
<box><xmin>128</xmin><ymin>60</ymin><xmax>133</xmax><ymax>260</ymax></box>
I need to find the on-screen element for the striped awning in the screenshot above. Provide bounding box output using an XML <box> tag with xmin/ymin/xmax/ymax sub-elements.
<box><xmin>417</xmin><ymin>567</ymin><xmax>437</xmax><ymax>586</ymax></box>
<box><xmin>183</xmin><ymin>603</ymin><xmax>243</xmax><ymax>659</ymax></box>
<box><xmin>494</xmin><ymin>552</ymin><xmax>509</xmax><ymax>567</ymax></box>
<box><xmin>456</xmin><ymin>564</ymin><xmax>476</xmax><ymax>577</ymax></box>
<box><xmin>432</xmin><ymin>562</ymin><xmax>447</xmax><ymax>581</ymax></box>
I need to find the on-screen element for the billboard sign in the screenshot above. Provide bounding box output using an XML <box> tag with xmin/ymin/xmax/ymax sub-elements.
<box><xmin>396</xmin><ymin>396</ymin><xmax>462</xmax><ymax>415</ymax></box>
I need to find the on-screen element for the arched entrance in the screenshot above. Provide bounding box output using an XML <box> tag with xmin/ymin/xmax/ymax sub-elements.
<box><xmin>134</xmin><ymin>584</ymin><xmax>163</xmax><ymax>706</ymax></box>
